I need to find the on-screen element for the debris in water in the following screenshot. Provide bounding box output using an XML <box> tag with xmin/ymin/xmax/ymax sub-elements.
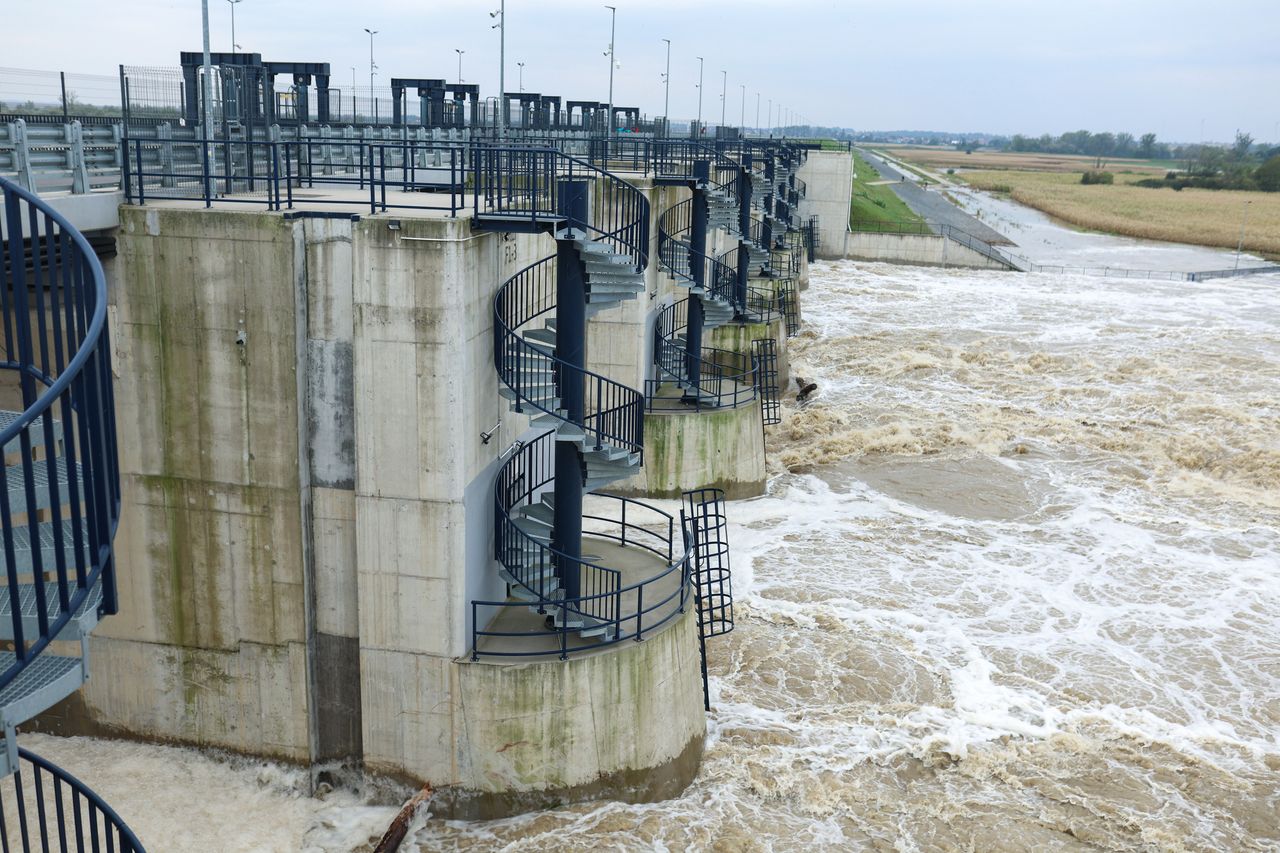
<box><xmin>373</xmin><ymin>784</ymin><xmax>433</xmax><ymax>853</ymax></box>
<box><xmin>796</xmin><ymin>376</ymin><xmax>818</xmax><ymax>403</ymax></box>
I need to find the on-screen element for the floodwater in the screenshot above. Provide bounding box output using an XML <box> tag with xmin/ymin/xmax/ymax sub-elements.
<box><xmin>18</xmin><ymin>229</ymin><xmax>1280</xmax><ymax>850</ymax></box>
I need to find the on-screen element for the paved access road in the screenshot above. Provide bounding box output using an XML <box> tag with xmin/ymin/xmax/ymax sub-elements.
<box><xmin>858</xmin><ymin>149</ymin><xmax>1013</xmax><ymax>245</ymax></box>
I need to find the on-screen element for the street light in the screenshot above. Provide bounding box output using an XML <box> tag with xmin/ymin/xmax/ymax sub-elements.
<box><xmin>661</xmin><ymin>38</ymin><xmax>671</xmax><ymax>130</ymax></box>
<box><xmin>695</xmin><ymin>56</ymin><xmax>704</xmax><ymax>134</ymax></box>
<box><xmin>226</xmin><ymin>0</ymin><xmax>242</xmax><ymax>52</ymax></box>
<box><xmin>755</xmin><ymin>92</ymin><xmax>760</xmax><ymax>135</ymax></box>
<box><xmin>351</xmin><ymin>66</ymin><xmax>356</xmax><ymax>121</ymax></box>
<box><xmin>455</xmin><ymin>48</ymin><xmax>465</xmax><ymax>84</ymax></box>
<box><xmin>739</xmin><ymin>83</ymin><xmax>745</xmax><ymax>130</ymax></box>
<box><xmin>604</xmin><ymin>5</ymin><xmax>617</xmax><ymax>138</ymax></box>
<box><xmin>490</xmin><ymin>3</ymin><xmax>504</xmax><ymax>138</ymax></box>
<box><xmin>768</xmin><ymin>97</ymin><xmax>772</xmax><ymax>136</ymax></box>
<box><xmin>363</xmin><ymin>28</ymin><xmax>377</xmax><ymax>122</ymax></box>
<box><xmin>517</xmin><ymin>61</ymin><xmax>525</xmax><ymax>92</ymax></box>
<box><xmin>720</xmin><ymin>70</ymin><xmax>726</xmax><ymax>128</ymax></box>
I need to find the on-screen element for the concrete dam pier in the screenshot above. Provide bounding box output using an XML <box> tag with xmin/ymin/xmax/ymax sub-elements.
<box><xmin>5</xmin><ymin>53</ymin><xmax>831</xmax><ymax>823</ymax></box>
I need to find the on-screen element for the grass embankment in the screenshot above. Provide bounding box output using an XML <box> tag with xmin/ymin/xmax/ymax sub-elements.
<box><xmin>960</xmin><ymin>170</ymin><xmax>1280</xmax><ymax>256</ymax></box>
<box><xmin>849</xmin><ymin>150</ymin><xmax>925</xmax><ymax>229</ymax></box>
<box><xmin>877</xmin><ymin>145</ymin><xmax>1175</xmax><ymax>176</ymax></box>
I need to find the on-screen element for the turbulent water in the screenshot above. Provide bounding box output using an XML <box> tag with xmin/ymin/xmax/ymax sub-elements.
<box><xmin>20</xmin><ymin>254</ymin><xmax>1280</xmax><ymax>852</ymax></box>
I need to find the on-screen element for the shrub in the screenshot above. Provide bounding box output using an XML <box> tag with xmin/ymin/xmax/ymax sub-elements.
<box><xmin>947</xmin><ymin>168</ymin><xmax>956</xmax><ymax>175</ymax></box>
<box><xmin>1255</xmin><ymin>155</ymin><xmax>1280</xmax><ymax>192</ymax></box>
<box><xmin>1081</xmin><ymin>170</ymin><xmax>1114</xmax><ymax>185</ymax></box>
<box><xmin>1165</xmin><ymin>171</ymin><xmax>1178</xmax><ymax>180</ymax></box>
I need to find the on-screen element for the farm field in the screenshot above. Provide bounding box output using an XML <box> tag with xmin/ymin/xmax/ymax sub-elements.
<box><xmin>875</xmin><ymin>145</ymin><xmax>1175</xmax><ymax>176</ymax></box>
<box><xmin>881</xmin><ymin>147</ymin><xmax>1279</xmax><ymax>257</ymax></box>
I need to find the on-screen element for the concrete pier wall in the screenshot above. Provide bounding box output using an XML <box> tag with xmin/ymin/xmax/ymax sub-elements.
<box><xmin>797</xmin><ymin>149</ymin><xmax>854</xmax><ymax>258</ymax></box>
<box><xmin>57</xmin><ymin>202</ymin><xmax>707</xmax><ymax>814</ymax></box>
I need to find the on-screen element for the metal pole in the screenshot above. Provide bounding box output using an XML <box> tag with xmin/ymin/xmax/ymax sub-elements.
<box><xmin>720</xmin><ymin>70</ymin><xmax>726</xmax><ymax>128</ymax></box>
<box><xmin>60</xmin><ymin>72</ymin><xmax>68</xmax><ymax>120</ymax></box>
<box><xmin>739</xmin><ymin>83</ymin><xmax>744</xmax><ymax>129</ymax></box>
<box><xmin>498</xmin><ymin>0</ymin><xmax>505</xmax><ymax>137</ymax></box>
<box><xmin>200</xmin><ymin>0</ymin><xmax>213</xmax><ymax>205</ymax></box>
<box><xmin>1235</xmin><ymin>201</ymin><xmax>1251</xmax><ymax>270</ymax></box>
<box><xmin>351</xmin><ymin>67</ymin><xmax>356</xmax><ymax>121</ymax></box>
<box><xmin>768</xmin><ymin>98</ymin><xmax>772</xmax><ymax>136</ymax></box>
<box><xmin>364</xmin><ymin>28</ymin><xmax>377</xmax><ymax>123</ymax></box>
<box><xmin>605</xmin><ymin>5</ymin><xmax>616</xmax><ymax>138</ymax></box>
<box><xmin>755</xmin><ymin>92</ymin><xmax>759</xmax><ymax>135</ymax></box>
<box><xmin>227</xmin><ymin>0</ymin><xmax>241</xmax><ymax>51</ymax></box>
<box><xmin>455</xmin><ymin>49</ymin><xmax>465</xmax><ymax>85</ymax></box>
<box><xmin>517</xmin><ymin>61</ymin><xmax>525</xmax><ymax>93</ymax></box>
<box><xmin>696</xmin><ymin>56</ymin><xmax>704</xmax><ymax>135</ymax></box>
<box><xmin>662</xmin><ymin>38</ymin><xmax>671</xmax><ymax>128</ymax></box>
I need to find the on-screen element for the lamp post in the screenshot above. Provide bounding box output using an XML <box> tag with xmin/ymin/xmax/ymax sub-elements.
<box><xmin>226</xmin><ymin>0</ymin><xmax>242</xmax><ymax>52</ymax></box>
<box><xmin>1235</xmin><ymin>200</ymin><xmax>1252</xmax><ymax>270</ymax></box>
<box><xmin>661</xmin><ymin>38</ymin><xmax>671</xmax><ymax>128</ymax></box>
<box><xmin>455</xmin><ymin>49</ymin><xmax>465</xmax><ymax>85</ymax></box>
<box><xmin>720</xmin><ymin>70</ymin><xmax>726</xmax><ymax>128</ymax></box>
<box><xmin>363</xmin><ymin>27</ymin><xmax>377</xmax><ymax>123</ymax></box>
<box><xmin>605</xmin><ymin>5</ymin><xmax>616</xmax><ymax>138</ymax></box>
<box><xmin>696</xmin><ymin>56</ymin><xmax>704</xmax><ymax>134</ymax></box>
<box><xmin>755</xmin><ymin>92</ymin><xmax>760</xmax><ymax>135</ymax></box>
<box><xmin>490</xmin><ymin>2</ymin><xmax>504</xmax><ymax>138</ymax></box>
<box><xmin>739</xmin><ymin>83</ymin><xmax>745</xmax><ymax>130</ymax></box>
<box><xmin>517</xmin><ymin>61</ymin><xmax>525</xmax><ymax>92</ymax></box>
<box><xmin>768</xmin><ymin>97</ymin><xmax>772</xmax><ymax>136</ymax></box>
<box><xmin>350</xmin><ymin>66</ymin><xmax>356</xmax><ymax>121</ymax></box>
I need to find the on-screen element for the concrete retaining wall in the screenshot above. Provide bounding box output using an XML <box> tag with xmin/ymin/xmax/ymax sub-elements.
<box><xmin>840</xmin><ymin>230</ymin><xmax>1012</xmax><ymax>270</ymax></box>
<box><xmin>614</xmin><ymin>401</ymin><xmax>766</xmax><ymax>500</ymax></box>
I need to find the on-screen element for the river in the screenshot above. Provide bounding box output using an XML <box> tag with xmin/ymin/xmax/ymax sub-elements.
<box><xmin>15</xmin><ymin>202</ymin><xmax>1280</xmax><ymax>851</ymax></box>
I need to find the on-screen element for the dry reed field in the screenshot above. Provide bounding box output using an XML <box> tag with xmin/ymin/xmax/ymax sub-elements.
<box><xmin>877</xmin><ymin>145</ymin><xmax>1172</xmax><ymax>175</ymax></box>
<box><xmin>959</xmin><ymin>169</ymin><xmax>1280</xmax><ymax>256</ymax></box>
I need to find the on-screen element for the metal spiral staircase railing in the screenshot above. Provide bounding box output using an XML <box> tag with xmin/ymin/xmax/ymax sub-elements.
<box><xmin>0</xmin><ymin>177</ymin><xmax>141</xmax><ymax>851</ymax></box>
<box><xmin>471</xmin><ymin>146</ymin><xmax>698</xmax><ymax>657</ymax></box>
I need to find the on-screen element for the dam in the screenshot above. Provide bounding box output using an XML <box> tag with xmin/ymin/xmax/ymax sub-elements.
<box><xmin>0</xmin><ymin>43</ymin><xmax>847</xmax><ymax>845</ymax></box>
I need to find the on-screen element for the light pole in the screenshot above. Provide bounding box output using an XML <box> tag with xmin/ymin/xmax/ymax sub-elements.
<box><xmin>517</xmin><ymin>61</ymin><xmax>525</xmax><ymax>92</ymax></box>
<box><xmin>605</xmin><ymin>5</ymin><xmax>616</xmax><ymax>138</ymax></box>
<box><xmin>661</xmin><ymin>38</ymin><xmax>671</xmax><ymax>126</ymax></box>
<box><xmin>455</xmin><ymin>49</ymin><xmax>465</xmax><ymax>85</ymax></box>
<box><xmin>226</xmin><ymin>0</ymin><xmax>242</xmax><ymax>51</ymax></box>
<box><xmin>490</xmin><ymin>2</ymin><xmax>504</xmax><ymax>138</ymax></box>
<box><xmin>350</xmin><ymin>66</ymin><xmax>356</xmax><ymax>121</ymax></box>
<box><xmin>739</xmin><ymin>83</ymin><xmax>745</xmax><ymax>129</ymax></box>
<box><xmin>696</xmin><ymin>56</ymin><xmax>704</xmax><ymax>134</ymax></box>
<box><xmin>755</xmin><ymin>91</ymin><xmax>760</xmax><ymax>135</ymax></box>
<box><xmin>720</xmin><ymin>70</ymin><xmax>726</xmax><ymax>128</ymax></box>
<box><xmin>768</xmin><ymin>97</ymin><xmax>772</xmax><ymax>136</ymax></box>
<box><xmin>1235</xmin><ymin>200</ymin><xmax>1252</xmax><ymax>270</ymax></box>
<box><xmin>363</xmin><ymin>28</ymin><xmax>377</xmax><ymax>122</ymax></box>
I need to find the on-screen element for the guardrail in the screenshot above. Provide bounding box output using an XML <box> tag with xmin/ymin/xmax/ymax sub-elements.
<box><xmin>2</xmin><ymin>747</ymin><xmax>145</xmax><ymax>852</ymax></box>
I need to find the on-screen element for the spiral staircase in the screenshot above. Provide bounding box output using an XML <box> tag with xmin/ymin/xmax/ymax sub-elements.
<box><xmin>474</xmin><ymin>147</ymin><xmax>653</xmax><ymax>645</ymax></box>
<box><xmin>0</xmin><ymin>177</ymin><xmax>142</xmax><ymax>850</ymax></box>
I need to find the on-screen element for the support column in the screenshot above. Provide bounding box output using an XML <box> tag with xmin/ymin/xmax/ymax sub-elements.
<box><xmin>553</xmin><ymin>178</ymin><xmax>591</xmax><ymax>602</ymax></box>
<box><xmin>762</xmin><ymin>156</ymin><xmax>775</xmax><ymax>255</ymax></box>
<box><xmin>317</xmin><ymin>74</ymin><xmax>331</xmax><ymax>122</ymax></box>
<box><xmin>684</xmin><ymin>160</ymin><xmax>710</xmax><ymax>399</ymax></box>
<box><xmin>736</xmin><ymin>152</ymin><xmax>753</xmax><ymax>310</ymax></box>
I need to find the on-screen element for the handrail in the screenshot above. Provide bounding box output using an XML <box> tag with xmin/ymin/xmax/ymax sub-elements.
<box><xmin>650</xmin><ymin>298</ymin><xmax>757</xmax><ymax>411</ymax></box>
<box><xmin>0</xmin><ymin>175</ymin><xmax>119</xmax><ymax>693</ymax></box>
<box><xmin>5</xmin><ymin>747</ymin><xmax>145</xmax><ymax>852</ymax></box>
<box><xmin>484</xmin><ymin>432</ymin><xmax>692</xmax><ymax>659</ymax></box>
<box><xmin>472</xmin><ymin>145</ymin><xmax>650</xmax><ymax>270</ymax></box>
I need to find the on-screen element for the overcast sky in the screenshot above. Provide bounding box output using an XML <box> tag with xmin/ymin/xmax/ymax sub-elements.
<box><xmin>4</xmin><ymin>0</ymin><xmax>1277</xmax><ymax>142</ymax></box>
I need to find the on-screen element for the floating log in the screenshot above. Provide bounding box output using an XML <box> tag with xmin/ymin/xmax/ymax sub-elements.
<box><xmin>373</xmin><ymin>784</ymin><xmax>434</xmax><ymax>853</ymax></box>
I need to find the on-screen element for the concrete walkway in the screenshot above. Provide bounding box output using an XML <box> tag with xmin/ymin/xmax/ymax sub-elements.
<box><xmin>857</xmin><ymin>149</ymin><xmax>1013</xmax><ymax>245</ymax></box>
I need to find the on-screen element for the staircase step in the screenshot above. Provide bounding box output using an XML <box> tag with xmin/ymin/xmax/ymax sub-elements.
<box><xmin>0</xmin><ymin>580</ymin><xmax>102</xmax><ymax>642</ymax></box>
<box><xmin>0</xmin><ymin>652</ymin><xmax>86</xmax><ymax>737</ymax></box>
<box><xmin>4</xmin><ymin>458</ymin><xmax>82</xmax><ymax>516</ymax></box>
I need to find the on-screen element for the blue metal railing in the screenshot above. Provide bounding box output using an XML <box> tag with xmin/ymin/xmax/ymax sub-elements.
<box><xmin>479</xmin><ymin>435</ymin><xmax>692</xmax><ymax>660</ymax></box>
<box><xmin>648</xmin><ymin>298</ymin><xmax>757</xmax><ymax>412</ymax></box>
<box><xmin>0</xmin><ymin>175</ymin><xmax>119</xmax><ymax>692</ymax></box>
<box><xmin>1</xmin><ymin>748</ymin><xmax>144</xmax><ymax>852</ymax></box>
